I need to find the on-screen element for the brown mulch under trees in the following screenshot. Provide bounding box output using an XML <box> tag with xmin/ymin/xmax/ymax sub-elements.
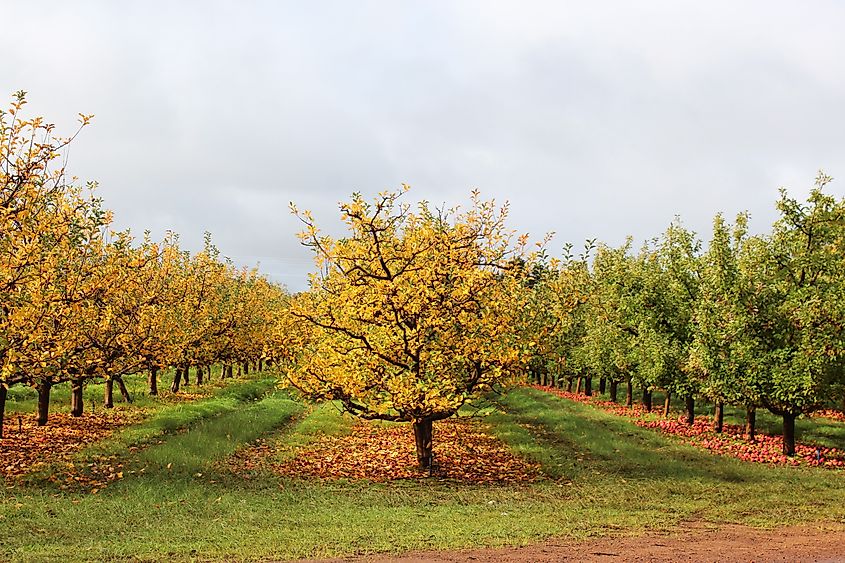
<box><xmin>305</xmin><ymin>522</ymin><xmax>845</xmax><ymax>562</ymax></box>
<box><xmin>0</xmin><ymin>409</ymin><xmax>145</xmax><ymax>488</ymax></box>
<box><xmin>233</xmin><ymin>418</ymin><xmax>543</xmax><ymax>483</ymax></box>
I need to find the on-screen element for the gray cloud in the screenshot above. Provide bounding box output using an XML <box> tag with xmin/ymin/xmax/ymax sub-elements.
<box><xmin>4</xmin><ymin>1</ymin><xmax>844</xmax><ymax>290</ymax></box>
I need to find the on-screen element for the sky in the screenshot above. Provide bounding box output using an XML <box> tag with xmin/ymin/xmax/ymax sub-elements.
<box><xmin>3</xmin><ymin>1</ymin><xmax>845</xmax><ymax>291</ymax></box>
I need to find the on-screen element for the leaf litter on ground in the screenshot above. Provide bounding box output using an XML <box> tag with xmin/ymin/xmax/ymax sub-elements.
<box><xmin>227</xmin><ymin>417</ymin><xmax>543</xmax><ymax>484</ymax></box>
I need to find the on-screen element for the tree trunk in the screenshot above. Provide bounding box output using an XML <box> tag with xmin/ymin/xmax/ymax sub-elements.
<box><xmin>104</xmin><ymin>379</ymin><xmax>114</xmax><ymax>409</ymax></box>
<box><xmin>625</xmin><ymin>377</ymin><xmax>633</xmax><ymax>407</ymax></box>
<box><xmin>171</xmin><ymin>368</ymin><xmax>182</xmax><ymax>393</ymax></box>
<box><xmin>713</xmin><ymin>401</ymin><xmax>724</xmax><ymax>433</ymax></box>
<box><xmin>663</xmin><ymin>392</ymin><xmax>672</xmax><ymax>417</ymax></box>
<box><xmin>227</xmin><ymin>365</ymin><xmax>233</xmax><ymax>378</ymax></box>
<box><xmin>782</xmin><ymin>413</ymin><xmax>796</xmax><ymax>456</ymax></box>
<box><xmin>685</xmin><ymin>395</ymin><xmax>695</xmax><ymax>425</ymax></box>
<box><xmin>242</xmin><ymin>362</ymin><xmax>249</xmax><ymax>375</ymax></box>
<box><xmin>196</xmin><ymin>366</ymin><xmax>204</xmax><ymax>385</ymax></box>
<box><xmin>237</xmin><ymin>365</ymin><xmax>242</xmax><ymax>377</ymax></box>
<box><xmin>71</xmin><ymin>378</ymin><xmax>84</xmax><ymax>417</ymax></box>
<box><xmin>609</xmin><ymin>380</ymin><xmax>618</xmax><ymax>403</ymax></box>
<box><xmin>148</xmin><ymin>367</ymin><xmax>159</xmax><ymax>396</ymax></box>
<box><xmin>642</xmin><ymin>389</ymin><xmax>652</xmax><ymax>412</ymax></box>
<box><xmin>413</xmin><ymin>419</ymin><xmax>434</xmax><ymax>469</ymax></box>
<box><xmin>599</xmin><ymin>377</ymin><xmax>606</xmax><ymax>395</ymax></box>
<box><xmin>566</xmin><ymin>378</ymin><xmax>573</xmax><ymax>392</ymax></box>
<box><xmin>37</xmin><ymin>380</ymin><xmax>52</xmax><ymax>426</ymax></box>
<box><xmin>258</xmin><ymin>358</ymin><xmax>263</xmax><ymax>372</ymax></box>
<box><xmin>0</xmin><ymin>385</ymin><xmax>7</xmax><ymax>439</ymax></box>
<box><xmin>182</xmin><ymin>366</ymin><xmax>190</xmax><ymax>385</ymax></box>
<box><xmin>116</xmin><ymin>376</ymin><xmax>132</xmax><ymax>403</ymax></box>
<box><xmin>575</xmin><ymin>377</ymin><xmax>582</xmax><ymax>394</ymax></box>
<box><xmin>584</xmin><ymin>376</ymin><xmax>592</xmax><ymax>397</ymax></box>
<box><xmin>745</xmin><ymin>407</ymin><xmax>756</xmax><ymax>440</ymax></box>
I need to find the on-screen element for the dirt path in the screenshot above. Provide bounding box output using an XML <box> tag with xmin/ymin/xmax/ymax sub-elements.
<box><xmin>304</xmin><ymin>523</ymin><xmax>845</xmax><ymax>562</ymax></box>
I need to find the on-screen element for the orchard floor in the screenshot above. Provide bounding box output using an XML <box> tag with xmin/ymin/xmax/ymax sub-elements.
<box><xmin>307</xmin><ymin>523</ymin><xmax>845</xmax><ymax>562</ymax></box>
<box><xmin>2</xmin><ymin>379</ymin><xmax>845</xmax><ymax>562</ymax></box>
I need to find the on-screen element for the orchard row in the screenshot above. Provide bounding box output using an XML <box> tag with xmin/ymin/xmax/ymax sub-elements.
<box><xmin>0</xmin><ymin>92</ymin><xmax>286</xmax><ymax>436</ymax></box>
<box><xmin>271</xmin><ymin>177</ymin><xmax>845</xmax><ymax>464</ymax></box>
<box><xmin>520</xmin><ymin>172</ymin><xmax>845</xmax><ymax>456</ymax></box>
<box><xmin>4</xmin><ymin>92</ymin><xmax>844</xmax><ymax>466</ymax></box>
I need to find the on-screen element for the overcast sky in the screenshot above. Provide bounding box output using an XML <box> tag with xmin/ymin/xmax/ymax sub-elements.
<box><xmin>4</xmin><ymin>1</ymin><xmax>845</xmax><ymax>290</ymax></box>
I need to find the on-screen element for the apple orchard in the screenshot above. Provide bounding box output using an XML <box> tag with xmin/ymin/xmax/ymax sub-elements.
<box><xmin>3</xmin><ymin>92</ymin><xmax>845</xmax><ymax>476</ymax></box>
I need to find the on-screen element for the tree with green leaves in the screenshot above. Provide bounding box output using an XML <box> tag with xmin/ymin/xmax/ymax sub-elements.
<box><xmin>635</xmin><ymin>221</ymin><xmax>701</xmax><ymax>420</ymax></box>
<box><xmin>740</xmin><ymin>174</ymin><xmax>845</xmax><ymax>455</ymax></box>
<box><xmin>689</xmin><ymin>212</ymin><xmax>763</xmax><ymax>437</ymax></box>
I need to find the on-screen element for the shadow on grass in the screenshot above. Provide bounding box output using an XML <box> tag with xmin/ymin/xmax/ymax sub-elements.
<box><xmin>126</xmin><ymin>393</ymin><xmax>304</xmax><ymax>478</ymax></box>
<box><xmin>494</xmin><ymin>387</ymin><xmax>755</xmax><ymax>483</ymax></box>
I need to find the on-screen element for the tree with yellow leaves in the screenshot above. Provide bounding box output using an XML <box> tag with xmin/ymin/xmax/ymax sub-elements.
<box><xmin>284</xmin><ymin>187</ymin><xmax>531</xmax><ymax>468</ymax></box>
<box><xmin>0</xmin><ymin>91</ymin><xmax>103</xmax><ymax>432</ymax></box>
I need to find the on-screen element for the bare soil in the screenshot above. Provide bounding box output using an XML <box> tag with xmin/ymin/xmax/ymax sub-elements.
<box><xmin>303</xmin><ymin>522</ymin><xmax>845</xmax><ymax>562</ymax></box>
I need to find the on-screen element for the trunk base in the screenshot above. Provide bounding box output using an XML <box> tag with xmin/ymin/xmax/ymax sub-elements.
<box><xmin>148</xmin><ymin>367</ymin><xmax>159</xmax><ymax>396</ymax></box>
<box><xmin>713</xmin><ymin>402</ymin><xmax>724</xmax><ymax>433</ymax></box>
<box><xmin>104</xmin><ymin>379</ymin><xmax>114</xmax><ymax>409</ymax></box>
<box><xmin>745</xmin><ymin>407</ymin><xmax>756</xmax><ymax>440</ymax></box>
<box><xmin>685</xmin><ymin>396</ymin><xmax>695</xmax><ymax>425</ymax></box>
<box><xmin>783</xmin><ymin>413</ymin><xmax>796</xmax><ymax>456</ymax></box>
<box><xmin>171</xmin><ymin>368</ymin><xmax>182</xmax><ymax>393</ymax></box>
<box><xmin>116</xmin><ymin>377</ymin><xmax>132</xmax><ymax>403</ymax></box>
<box><xmin>642</xmin><ymin>389</ymin><xmax>652</xmax><ymax>412</ymax></box>
<box><xmin>37</xmin><ymin>380</ymin><xmax>52</xmax><ymax>426</ymax></box>
<box><xmin>413</xmin><ymin>419</ymin><xmax>434</xmax><ymax>469</ymax></box>
<box><xmin>71</xmin><ymin>379</ymin><xmax>84</xmax><ymax>417</ymax></box>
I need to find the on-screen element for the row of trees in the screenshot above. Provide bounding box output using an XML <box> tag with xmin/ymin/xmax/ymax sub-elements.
<box><xmin>524</xmin><ymin>173</ymin><xmax>845</xmax><ymax>455</ymax></box>
<box><xmin>0</xmin><ymin>92</ymin><xmax>285</xmax><ymax>436</ymax></box>
<box><xmin>271</xmin><ymin>175</ymin><xmax>845</xmax><ymax>464</ymax></box>
<box><xmin>6</xmin><ymin>92</ymin><xmax>842</xmax><ymax>463</ymax></box>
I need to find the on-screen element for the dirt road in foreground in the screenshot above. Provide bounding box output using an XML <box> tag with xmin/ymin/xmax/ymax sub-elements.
<box><xmin>303</xmin><ymin>523</ymin><xmax>845</xmax><ymax>562</ymax></box>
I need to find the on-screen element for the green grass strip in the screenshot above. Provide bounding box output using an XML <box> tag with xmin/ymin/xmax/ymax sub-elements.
<box><xmin>132</xmin><ymin>392</ymin><xmax>304</xmax><ymax>476</ymax></box>
<box><xmin>84</xmin><ymin>378</ymin><xmax>278</xmax><ymax>458</ymax></box>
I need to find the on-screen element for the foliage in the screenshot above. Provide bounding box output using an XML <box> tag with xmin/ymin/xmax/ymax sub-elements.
<box><xmin>282</xmin><ymin>187</ymin><xmax>535</xmax><ymax>466</ymax></box>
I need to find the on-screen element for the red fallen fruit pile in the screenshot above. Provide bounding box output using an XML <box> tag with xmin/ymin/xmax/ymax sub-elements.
<box><xmin>816</xmin><ymin>409</ymin><xmax>845</xmax><ymax>423</ymax></box>
<box><xmin>234</xmin><ymin>418</ymin><xmax>543</xmax><ymax>483</ymax></box>
<box><xmin>532</xmin><ymin>384</ymin><xmax>845</xmax><ymax>469</ymax></box>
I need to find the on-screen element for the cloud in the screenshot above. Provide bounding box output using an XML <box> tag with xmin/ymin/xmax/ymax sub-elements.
<box><xmin>3</xmin><ymin>1</ymin><xmax>844</xmax><ymax>290</ymax></box>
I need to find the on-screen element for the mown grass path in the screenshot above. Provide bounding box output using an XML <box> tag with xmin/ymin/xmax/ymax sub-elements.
<box><xmin>1</xmin><ymin>386</ymin><xmax>843</xmax><ymax>562</ymax></box>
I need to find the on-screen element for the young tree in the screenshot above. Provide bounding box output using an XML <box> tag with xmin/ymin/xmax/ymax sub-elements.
<box><xmin>690</xmin><ymin>213</ymin><xmax>762</xmax><ymax>437</ymax></box>
<box><xmin>636</xmin><ymin>222</ymin><xmax>701</xmax><ymax>421</ymax></box>
<box><xmin>583</xmin><ymin>242</ymin><xmax>643</xmax><ymax>405</ymax></box>
<box><xmin>284</xmin><ymin>188</ymin><xmax>530</xmax><ymax>468</ymax></box>
<box><xmin>741</xmin><ymin>174</ymin><xmax>845</xmax><ymax>455</ymax></box>
<box><xmin>0</xmin><ymin>91</ymin><xmax>100</xmax><ymax>432</ymax></box>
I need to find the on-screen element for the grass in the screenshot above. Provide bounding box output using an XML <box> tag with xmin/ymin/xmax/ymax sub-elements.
<box><xmin>269</xmin><ymin>400</ymin><xmax>353</xmax><ymax>462</ymax></box>
<box><xmin>133</xmin><ymin>391</ymin><xmax>303</xmax><ymax>475</ymax></box>
<box><xmin>84</xmin><ymin>377</ymin><xmax>280</xmax><ymax>459</ymax></box>
<box><xmin>1</xmin><ymin>385</ymin><xmax>844</xmax><ymax>562</ymax></box>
